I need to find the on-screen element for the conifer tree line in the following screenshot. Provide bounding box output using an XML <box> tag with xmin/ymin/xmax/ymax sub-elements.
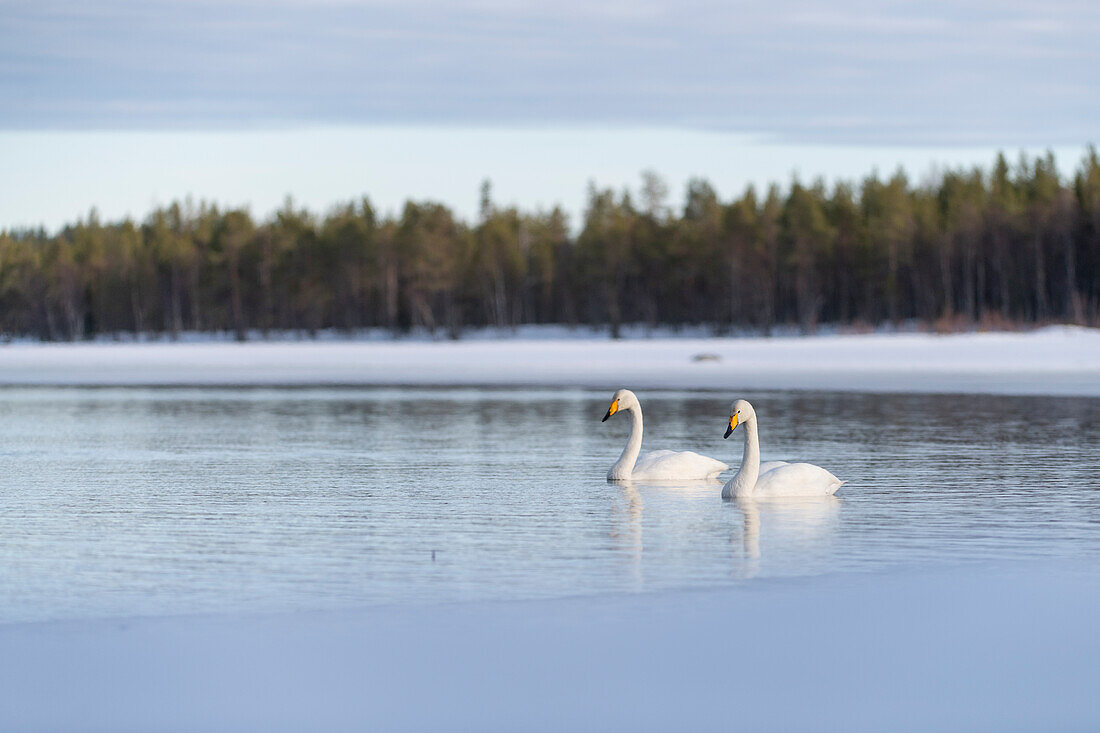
<box><xmin>1</xmin><ymin>149</ymin><xmax>1098</xmax><ymax>341</ymax></box>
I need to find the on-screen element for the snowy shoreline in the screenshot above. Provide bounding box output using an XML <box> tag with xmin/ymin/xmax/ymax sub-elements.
<box><xmin>0</xmin><ymin>325</ymin><xmax>1097</xmax><ymax>396</ymax></box>
<box><xmin>2</xmin><ymin>563</ymin><xmax>1097</xmax><ymax>732</ymax></box>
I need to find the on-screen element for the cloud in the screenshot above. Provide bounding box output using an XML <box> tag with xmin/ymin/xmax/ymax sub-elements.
<box><xmin>1</xmin><ymin>0</ymin><xmax>1097</xmax><ymax>144</ymax></box>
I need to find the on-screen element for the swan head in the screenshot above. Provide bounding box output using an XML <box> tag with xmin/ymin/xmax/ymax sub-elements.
<box><xmin>724</xmin><ymin>399</ymin><xmax>756</xmax><ymax>438</ymax></box>
<box><xmin>602</xmin><ymin>388</ymin><xmax>639</xmax><ymax>422</ymax></box>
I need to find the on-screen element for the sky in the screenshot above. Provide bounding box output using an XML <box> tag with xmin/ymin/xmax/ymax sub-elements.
<box><xmin>2</xmin><ymin>0</ymin><xmax>1098</xmax><ymax>230</ymax></box>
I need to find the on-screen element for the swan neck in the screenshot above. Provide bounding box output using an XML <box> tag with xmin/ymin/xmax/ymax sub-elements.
<box><xmin>730</xmin><ymin>417</ymin><xmax>760</xmax><ymax>496</ymax></box>
<box><xmin>614</xmin><ymin>405</ymin><xmax>644</xmax><ymax>477</ymax></box>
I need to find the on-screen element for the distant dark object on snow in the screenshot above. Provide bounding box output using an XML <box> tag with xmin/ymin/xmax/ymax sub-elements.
<box><xmin>692</xmin><ymin>353</ymin><xmax>722</xmax><ymax>363</ymax></box>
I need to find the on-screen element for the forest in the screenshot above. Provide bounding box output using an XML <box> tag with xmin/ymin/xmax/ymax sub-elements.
<box><xmin>1</xmin><ymin>149</ymin><xmax>1098</xmax><ymax>341</ymax></box>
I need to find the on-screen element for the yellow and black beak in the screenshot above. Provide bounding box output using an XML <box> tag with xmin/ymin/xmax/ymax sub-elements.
<box><xmin>602</xmin><ymin>399</ymin><xmax>619</xmax><ymax>422</ymax></box>
<box><xmin>724</xmin><ymin>414</ymin><xmax>739</xmax><ymax>438</ymax></box>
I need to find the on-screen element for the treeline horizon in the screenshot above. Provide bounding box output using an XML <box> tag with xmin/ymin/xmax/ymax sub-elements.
<box><xmin>1</xmin><ymin>148</ymin><xmax>1098</xmax><ymax>341</ymax></box>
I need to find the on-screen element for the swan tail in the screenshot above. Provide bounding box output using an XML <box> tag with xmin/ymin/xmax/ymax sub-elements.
<box><xmin>708</xmin><ymin>462</ymin><xmax>731</xmax><ymax>478</ymax></box>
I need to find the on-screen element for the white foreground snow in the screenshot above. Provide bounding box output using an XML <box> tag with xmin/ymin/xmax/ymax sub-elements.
<box><xmin>1</xmin><ymin>563</ymin><xmax>1096</xmax><ymax>732</ymax></box>
<box><xmin>0</xmin><ymin>326</ymin><xmax>1097</xmax><ymax>395</ymax></box>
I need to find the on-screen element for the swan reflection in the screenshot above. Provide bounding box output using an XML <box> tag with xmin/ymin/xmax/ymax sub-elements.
<box><xmin>609</xmin><ymin>480</ymin><xmax>724</xmax><ymax>585</ymax></box>
<box><xmin>609</xmin><ymin>483</ymin><xmax>645</xmax><ymax>585</ymax></box>
<box><xmin>729</xmin><ymin>495</ymin><xmax>842</xmax><ymax>577</ymax></box>
<box><xmin>608</xmin><ymin>482</ymin><xmax>841</xmax><ymax>584</ymax></box>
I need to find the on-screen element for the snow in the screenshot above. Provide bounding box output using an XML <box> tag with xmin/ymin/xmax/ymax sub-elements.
<box><xmin>1</xmin><ymin>563</ymin><xmax>1096</xmax><ymax>732</ymax></box>
<box><xmin>0</xmin><ymin>326</ymin><xmax>1098</xmax><ymax>395</ymax></box>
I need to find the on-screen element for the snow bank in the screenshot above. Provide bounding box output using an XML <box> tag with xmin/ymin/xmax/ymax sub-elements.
<box><xmin>0</xmin><ymin>327</ymin><xmax>1097</xmax><ymax>395</ymax></box>
<box><xmin>1</xmin><ymin>563</ymin><xmax>1096</xmax><ymax>732</ymax></box>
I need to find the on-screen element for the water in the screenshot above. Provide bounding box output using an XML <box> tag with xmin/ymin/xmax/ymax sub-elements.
<box><xmin>0</xmin><ymin>386</ymin><xmax>1097</xmax><ymax>623</ymax></box>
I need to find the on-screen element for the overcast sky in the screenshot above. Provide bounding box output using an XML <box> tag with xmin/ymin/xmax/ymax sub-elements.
<box><xmin>2</xmin><ymin>0</ymin><xmax>1098</xmax><ymax>229</ymax></box>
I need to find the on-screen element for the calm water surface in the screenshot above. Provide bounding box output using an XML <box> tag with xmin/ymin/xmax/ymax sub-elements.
<box><xmin>0</xmin><ymin>387</ymin><xmax>1097</xmax><ymax>623</ymax></box>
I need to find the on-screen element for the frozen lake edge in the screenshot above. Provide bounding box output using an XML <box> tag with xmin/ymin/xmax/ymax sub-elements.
<box><xmin>1</xmin><ymin>326</ymin><xmax>1098</xmax><ymax>396</ymax></box>
<box><xmin>1</xmin><ymin>562</ymin><xmax>1097</xmax><ymax>732</ymax></box>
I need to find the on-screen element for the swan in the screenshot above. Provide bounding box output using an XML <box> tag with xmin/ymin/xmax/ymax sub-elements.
<box><xmin>601</xmin><ymin>389</ymin><xmax>729</xmax><ymax>481</ymax></box>
<box><xmin>721</xmin><ymin>399</ymin><xmax>844</xmax><ymax>499</ymax></box>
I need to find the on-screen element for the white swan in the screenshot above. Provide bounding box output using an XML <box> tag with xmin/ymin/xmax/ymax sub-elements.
<box><xmin>721</xmin><ymin>399</ymin><xmax>844</xmax><ymax>499</ymax></box>
<box><xmin>601</xmin><ymin>389</ymin><xmax>729</xmax><ymax>481</ymax></box>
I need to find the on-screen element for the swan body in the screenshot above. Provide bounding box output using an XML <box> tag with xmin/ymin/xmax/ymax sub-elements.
<box><xmin>722</xmin><ymin>399</ymin><xmax>844</xmax><ymax>499</ymax></box>
<box><xmin>759</xmin><ymin>460</ymin><xmax>790</xmax><ymax>476</ymax></box>
<box><xmin>602</xmin><ymin>389</ymin><xmax>729</xmax><ymax>481</ymax></box>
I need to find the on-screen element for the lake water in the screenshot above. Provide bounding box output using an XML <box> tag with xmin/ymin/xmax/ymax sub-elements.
<box><xmin>0</xmin><ymin>386</ymin><xmax>1097</xmax><ymax>624</ymax></box>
